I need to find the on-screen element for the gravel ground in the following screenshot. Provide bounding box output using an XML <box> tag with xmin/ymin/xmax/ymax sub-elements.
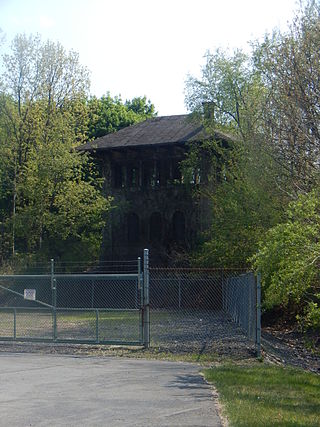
<box><xmin>0</xmin><ymin>309</ymin><xmax>257</xmax><ymax>360</ymax></box>
<box><xmin>3</xmin><ymin>308</ymin><xmax>319</xmax><ymax>372</ymax></box>
<box><xmin>150</xmin><ymin>309</ymin><xmax>256</xmax><ymax>358</ymax></box>
<box><xmin>262</xmin><ymin>327</ymin><xmax>320</xmax><ymax>374</ymax></box>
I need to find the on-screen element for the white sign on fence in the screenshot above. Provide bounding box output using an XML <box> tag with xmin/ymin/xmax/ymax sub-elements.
<box><xmin>24</xmin><ymin>289</ymin><xmax>36</xmax><ymax>301</ymax></box>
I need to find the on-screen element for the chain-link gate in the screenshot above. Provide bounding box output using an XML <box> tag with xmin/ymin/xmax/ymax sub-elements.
<box><xmin>0</xmin><ymin>253</ymin><xmax>150</xmax><ymax>346</ymax></box>
<box><xmin>0</xmin><ymin>251</ymin><xmax>261</xmax><ymax>356</ymax></box>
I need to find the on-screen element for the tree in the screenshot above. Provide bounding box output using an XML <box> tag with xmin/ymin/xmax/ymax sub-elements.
<box><xmin>185</xmin><ymin>49</ymin><xmax>263</xmax><ymax>140</ymax></box>
<box><xmin>253</xmin><ymin>1</ymin><xmax>320</xmax><ymax>194</ymax></box>
<box><xmin>184</xmin><ymin>48</ymin><xmax>284</xmax><ymax>267</ymax></box>
<box><xmin>253</xmin><ymin>190</ymin><xmax>320</xmax><ymax>331</ymax></box>
<box><xmin>184</xmin><ymin>1</ymin><xmax>320</xmax><ymax>333</ymax></box>
<box><xmin>125</xmin><ymin>96</ymin><xmax>155</xmax><ymax>117</ymax></box>
<box><xmin>13</xmin><ymin>135</ymin><xmax>111</xmax><ymax>261</ymax></box>
<box><xmin>0</xmin><ymin>34</ymin><xmax>108</xmax><ymax>264</ymax></box>
<box><xmin>87</xmin><ymin>93</ymin><xmax>156</xmax><ymax>139</ymax></box>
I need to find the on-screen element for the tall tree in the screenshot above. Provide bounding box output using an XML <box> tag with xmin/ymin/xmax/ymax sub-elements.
<box><xmin>184</xmin><ymin>48</ymin><xmax>284</xmax><ymax>267</ymax></box>
<box><xmin>253</xmin><ymin>1</ymin><xmax>320</xmax><ymax>194</ymax></box>
<box><xmin>0</xmin><ymin>34</ymin><xmax>108</xmax><ymax>263</ymax></box>
<box><xmin>185</xmin><ymin>49</ymin><xmax>263</xmax><ymax>140</ymax></box>
<box><xmin>250</xmin><ymin>1</ymin><xmax>320</xmax><ymax>331</ymax></box>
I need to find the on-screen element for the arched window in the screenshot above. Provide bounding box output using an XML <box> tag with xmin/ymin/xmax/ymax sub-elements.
<box><xmin>149</xmin><ymin>212</ymin><xmax>162</xmax><ymax>242</ymax></box>
<box><xmin>172</xmin><ymin>211</ymin><xmax>185</xmax><ymax>243</ymax></box>
<box><xmin>127</xmin><ymin>212</ymin><xmax>139</xmax><ymax>244</ymax></box>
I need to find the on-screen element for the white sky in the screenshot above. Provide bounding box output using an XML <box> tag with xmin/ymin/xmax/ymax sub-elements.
<box><xmin>0</xmin><ymin>0</ymin><xmax>298</xmax><ymax>115</ymax></box>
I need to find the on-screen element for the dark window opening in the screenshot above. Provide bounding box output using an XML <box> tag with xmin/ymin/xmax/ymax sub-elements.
<box><xmin>142</xmin><ymin>161</ymin><xmax>162</xmax><ymax>187</ymax></box>
<box><xmin>128</xmin><ymin>166</ymin><xmax>139</xmax><ymax>187</ymax></box>
<box><xmin>114</xmin><ymin>164</ymin><xmax>123</xmax><ymax>188</ymax></box>
<box><xmin>149</xmin><ymin>212</ymin><xmax>162</xmax><ymax>242</ymax></box>
<box><xmin>172</xmin><ymin>161</ymin><xmax>182</xmax><ymax>184</ymax></box>
<box><xmin>150</xmin><ymin>161</ymin><xmax>160</xmax><ymax>187</ymax></box>
<box><xmin>158</xmin><ymin>161</ymin><xmax>169</xmax><ymax>186</ymax></box>
<box><xmin>172</xmin><ymin>211</ymin><xmax>185</xmax><ymax>243</ymax></box>
<box><xmin>142</xmin><ymin>162</ymin><xmax>152</xmax><ymax>187</ymax></box>
<box><xmin>127</xmin><ymin>212</ymin><xmax>139</xmax><ymax>244</ymax></box>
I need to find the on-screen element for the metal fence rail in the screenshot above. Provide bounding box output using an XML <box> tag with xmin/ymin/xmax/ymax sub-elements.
<box><xmin>149</xmin><ymin>268</ymin><xmax>260</xmax><ymax>356</ymax></box>
<box><xmin>0</xmin><ymin>253</ymin><xmax>261</xmax><ymax>357</ymax></box>
<box><xmin>223</xmin><ymin>272</ymin><xmax>256</xmax><ymax>341</ymax></box>
<box><xmin>0</xmin><ymin>255</ymin><xmax>150</xmax><ymax>347</ymax></box>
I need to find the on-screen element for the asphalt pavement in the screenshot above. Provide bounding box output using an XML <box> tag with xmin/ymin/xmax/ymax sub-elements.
<box><xmin>0</xmin><ymin>353</ymin><xmax>222</xmax><ymax>427</ymax></box>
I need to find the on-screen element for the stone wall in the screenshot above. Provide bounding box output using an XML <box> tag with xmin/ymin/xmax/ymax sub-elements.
<box><xmin>98</xmin><ymin>145</ymin><xmax>211</xmax><ymax>264</ymax></box>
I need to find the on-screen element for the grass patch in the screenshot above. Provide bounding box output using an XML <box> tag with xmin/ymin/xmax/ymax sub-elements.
<box><xmin>204</xmin><ymin>364</ymin><xmax>320</xmax><ymax>426</ymax></box>
<box><xmin>56</xmin><ymin>310</ymin><xmax>139</xmax><ymax>323</ymax></box>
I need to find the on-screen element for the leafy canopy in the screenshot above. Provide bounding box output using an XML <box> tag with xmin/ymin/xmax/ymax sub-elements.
<box><xmin>87</xmin><ymin>93</ymin><xmax>156</xmax><ymax>139</ymax></box>
<box><xmin>0</xmin><ymin>34</ymin><xmax>106</xmax><ymax>264</ymax></box>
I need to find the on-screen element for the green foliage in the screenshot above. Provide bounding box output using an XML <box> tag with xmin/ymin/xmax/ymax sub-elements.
<box><xmin>253</xmin><ymin>190</ymin><xmax>320</xmax><ymax>330</ymax></box>
<box><xmin>14</xmin><ymin>137</ymin><xmax>110</xmax><ymax>260</ymax></box>
<box><xmin>189</xmin><ymin>137</ymin><xmax>284</xmax><ymax>267</ymax></box>
<box><xmin>0</xmin><ymin>33</ymin><xmax>157</xmax><ymax>266</ymax></box>
<box><xmin>185</xmin><ymin>49</ymin><xmax>265</xmax><ymax>139</ymax></box>
<box><xmin>185</xmin><ymin>2</ymin><xmax>320</xmax><ymax>332</ymax></box>
<box><xmin>253</xmin><ymin>1</ymin><xmax>320</xmax><ymax>193</ymax></box>
<box><xmin>185</xmin><ymin>45</ymin><xmax>284</xmax><ymax>267</ymax></box>
<box><xmin>300</xmin><ymin>300</ymin><xmax>320</xmax><ymax>331</ymax></box>
<box><xmin>125</xmin><ymin>96</ymin><xmax>155</xmax><ymax>117</ymax></box>
<box><xmin>87</xmin><ymin>93</ymin><xmax>156</xmax><ymax>139</ymax></box>
<box><xmin>0</xmin><ymin>34</ymin><xmax>108</xmax><ymax>264</ymax></box>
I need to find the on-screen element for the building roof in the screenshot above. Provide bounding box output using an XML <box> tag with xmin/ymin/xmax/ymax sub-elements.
<box><xmin>78</xmin><ymin>114</ymin><xmax>233</xmax><ymax>152</ymax></box>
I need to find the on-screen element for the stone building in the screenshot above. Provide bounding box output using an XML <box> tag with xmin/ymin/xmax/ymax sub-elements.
<box><xmin>79</xmin><ymin>114</ymin><xmax>232</xmax><ymax>264</ymax></box>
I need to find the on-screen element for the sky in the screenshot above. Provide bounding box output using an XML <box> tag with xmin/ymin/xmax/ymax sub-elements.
<box><xmin>0</xmin><ymin>0</ymin><xmax>299</xmax><ymax>115</ymax></box>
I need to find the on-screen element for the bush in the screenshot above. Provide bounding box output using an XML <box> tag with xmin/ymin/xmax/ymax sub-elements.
<box><xmin>253</xmin><ymin>190</ymin><xmax>320</xmax><ymax>331</ymax></box>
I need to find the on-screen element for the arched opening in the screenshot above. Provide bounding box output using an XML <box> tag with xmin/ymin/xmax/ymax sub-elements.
<box><xmin>172</xmin><ymin>211</ymin><xmax>185</xmax><ymax>243</ymax></box>
<box><xmin>127</xmin><ymin>212</ymin><xmax>140</xmax><ymax>244</ymax></box>
<box><xmin>149</xmin><ymin>212</ymin><xmax>162</xmax><ymax>243</ymax></box>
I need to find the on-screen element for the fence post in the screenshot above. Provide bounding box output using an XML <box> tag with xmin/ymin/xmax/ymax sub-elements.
<box><xmin>137</xmin><ymin>257</ymin><xmax>143</xmax><ymax>343</ymax></box>
<box><xmin>13</xmin><ymin>308</ymin><xmax>16</xmax><ymax>340</ymax></box>
<box><xmin>95</xmin><ymin>309</ymin><xmax>99</xmax><ymax>343</ymax></box>
<box><xmin>248</xmin><ymin>273</ymin><xmax>253</xmax><ymax>340</ymax></box>
<box><xmin>143</xmin><ymin>249</ymin><xmax>150</xmax><ymax>348</ymax></box>
<box><xmin>256</xmin><ymin>272</ymin><xmax>262</xmax><ymax>358</ymax></box>
<box><xmin>136</xmin><ymin>258</ymin><xmax>140</xmax><ymax>309</ymax></box>
<box><xmin>91</xmin><ymin>279</ymin><xmax>95</xmax><ymax>308</ymax></box>
<box><xmin>51</xmin><ymin>259</ymin><xmax>57</xmax><ymax>340</ymax></box>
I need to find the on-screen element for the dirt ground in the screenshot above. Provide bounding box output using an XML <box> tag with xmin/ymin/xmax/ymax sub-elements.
<box><xmin>262</xmin><ymin>326</ymin><xmax>320</xmax><ymax>373</ymax></box>
<box><xmin>0</xmin><ymin>328</ymin><xmax>318</xmax><ymax>375</ymax></box>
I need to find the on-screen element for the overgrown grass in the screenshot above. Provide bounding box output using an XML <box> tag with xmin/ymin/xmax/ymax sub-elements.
<box><xmin>204</xmin><ymin>364</ymin><xmax>320</xmax><ymax>426</ymax></box>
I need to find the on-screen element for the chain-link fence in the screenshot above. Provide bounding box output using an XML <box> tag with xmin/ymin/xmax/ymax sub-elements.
<box><xmin>0</xmin><ymin>259</ymin><xmax>145</xmax><ymax>345</ymax></box>
<box><xmin>0</xmin><ymin>255</ymin><xmax>261</xmax><ymax>357</ymax></box>
<box><xmin>149</xmin><ymin>268</ymin><xmax>260</xmax><ymax>357</ymax></box>
<box><xmin>223</xmin><ymin>272</ymin><xmax>257</xmax><ymax>341</ymax></box>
